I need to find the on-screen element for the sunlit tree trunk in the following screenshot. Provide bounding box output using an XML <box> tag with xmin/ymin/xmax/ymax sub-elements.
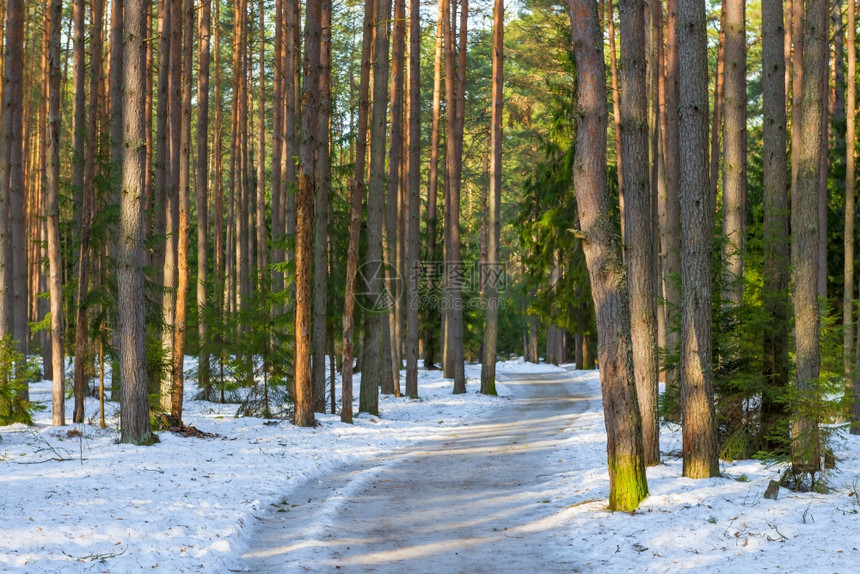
<box><xmin>569</xmin><ymin>0</ymin><xmax>648</xmax><ymax>510</ymax></box>
<box><xmin>792</xmin><ymin>0</ymin><xmax>827</xmax><ymax>473</ymax></box>
<box><xmin>678</xmin><ymin>0</ymin><xmax>719</xmax><ymax>478</ymax></box>
<box><xmin>619</xmin><ymin>0</ymin><xmax>659</xmax><ymax>466</ymax></box>
<box><xmin>341</xmin><ymin>0</ymin><xmax>374</xmax><ymax>422</ymax></box>
<box><xmin>119</xmin><ymin>0</ymin><xmax>154</xmax><ymax>444</ymax></box>
<box><xmin>295</xmin><ymin>0</ymin><xmax>322</xmax><ymax>427</ymax></box>
<box><xmin>196</xmin><ymin>0</ymin><xmax>211</xmax><ymax>394</ymax></box>
<box><xmin>46</xmin><ymin>0</ymin><xmax>64</xmax><ymax>426</ymax></box>
<box><xmin>480</xmin><ymin>0</ymin><xmax>503</xmax><ymax>396</ymax></box>
<box><xmin>312</xmin><ymin>0</ymin><xmax>332</xmax><ymax>412</ymax></box>
<box><xmin>404</xmin><ymin>0</ymin><xmax>421</xmax><ymax>398</ymax></box>
<box><xmin>661</xmin><ymin>0</ymin><xmax>682</xmax><ymax>414</ymax></box>
<box><xmin>423</xmin><ymin>0</ymin><xmax>443</xmax><ymax>371</ymax></box>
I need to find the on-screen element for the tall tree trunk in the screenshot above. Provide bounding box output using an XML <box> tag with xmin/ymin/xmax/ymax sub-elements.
<box><xmin>153</xmin><ymin>0</ymin><xmax>171</xmax><ymax>291</ymax></box>
<box><xmin>709</xmin><ymin>6</ymin><xmax>726</xmax><ymax>202</ymax></box>
<box><xmin>171</xmin><ymin>0</ymin><xmax>192</xmax><ymax>422</ymax></box>
<box><xmin>404</xmin><ymin>0</ymin><xmax>421</xmax><ymax>398</ymax></box>
<box><xmin>110</xmin><ymin>0</ymin><xmax>124</xmax><ymax>174</ymax></box>
<box><xmin>295</xmin><ymin>0</ymin><xmax>322</xmax><ymax>427</ymax></box>
<box><xmin>844</xmin><ymin>0</ymin><xmax>855</xmax><ymax>377</ymax></box>
<box><xmin>443</xmin><ymin>0</ymin><xmax>467</xmax><ymax>392</ymax></box>
<box><xmin>312</xmin><ymin>0</ymin><xmax>332</xmax><ymax>412</ymax></box>
<box><xmin>160</xmin><ymin>0</ymin><xmax>181</xmax><ymax>411</ymax></box>
<box><xmin>360</xmin><ymin>0</ymin><xmax>392</xmax><ymax>414</ymax></box>
<box><xmin>423</xmin><ymin>0</ymin><xmax>444</xmax><ymax>370</ymax></box>
<box><xmin>792</xmin><ymin>0</ymin><xmax>827</xmax><ymax>473</ymax></box>
<box><xmin>196</xmin><ymin>0</ymin><xmax>211</xmax><ymax>394</ymax></box>
<box><xmin>849</xmin><ymin>0</ymin><xmax>860</xmax><ymax>434</ymax></box>
<box><xmin>619</xmin><ymin>0</ymin><xmax>659</xmax><ymax>466</ymax></box>
<box><xmin>341</xmin><ymin>0</ymin><xmax>374</xmax><ymax>422</ymax></box>
<box><xmin>569</xmin><ymin>0</ymin><xmax>648</xmax><ymax>511</ymax></box>
<box><xmin>271</xmin><ymin>0</ymin><xmax>284</xmax><ymax>297</ymax></box>
<box><xmin>384</xmin><ymin>0</ymin><xmax>406</xmax><ymax>397</ymax></box>
<box><xmin>761</xmin><ymin>0</ymin><xmax>790</xmax><ymax>448</ymax></box>
<box><xmin>74</xmin><ymin>0</ymin><xmax>105</xmax><ymax>422</ymax></box>
<box><xmin>480</xmin><ymin>0</ymin><xmax>503</xmax><ymax>396</ymax></box>
<box><xmin>678</xmin><ymin>0</ymin><xmax>719</xmax><ymax>478</ymax></box>
<box><xmin>722</xmin><ymin>0</ymin><xmax>747</xmax><ymax>307</ymax></box>
<box><xmin>46</xmin><ymin>0</ymin><xmax>64</xmax><ymax>426</ymax></box>
<box><xmin>607</xmin><ymin>0</ymin><xmax>623</xmax><ymax>199</ymax></box>
<box><xmin>661</xmin><ymin>0</ymin><xmax>682</xmax><ymax>414</ymax></box>
<box><xmin>119</xmin><ymin>0</ymin><xmax>154</xmax><ymax>445</ymax></box>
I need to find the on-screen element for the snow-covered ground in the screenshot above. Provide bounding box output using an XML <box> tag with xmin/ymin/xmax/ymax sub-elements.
<box><xmin>2</xmin><ymin>359</ymin><xmax>859</xmax><ymax>573</ymax></box>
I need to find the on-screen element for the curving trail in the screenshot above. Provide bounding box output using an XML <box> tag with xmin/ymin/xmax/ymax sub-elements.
<box><xmin>241</xmin><ymin>368</ymin><xmax>596</xmax><ymax>573</ymax></box>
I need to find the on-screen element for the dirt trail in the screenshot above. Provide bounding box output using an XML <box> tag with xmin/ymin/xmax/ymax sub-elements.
<box><xmin>241</xmin><ymin>368</ymin><xmax>596</xmax><ymax>573</ymax></box>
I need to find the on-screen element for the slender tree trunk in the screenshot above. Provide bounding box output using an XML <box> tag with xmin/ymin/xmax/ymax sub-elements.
<box><xmin>153</xmin><ymin>0</ymin><xmax>171</xmax><ymax>290</ymax></box>
<box><xmin>341</xmin><ymin>0</ymin><xmax>374</xmax><ymax>422</ymax></box>
<box><xmin>360</xmin><ymin>0</ymin><xmax>392</xmax><ymax>414</ymax></box>
<box><xmin>110</xmin><ymin>0</ymin><xmax>124</xmax><ymax>174</ymax></box>
<box><xmin>569</xmin><ymin>0</ymin><xmax>648</xmax><ymax>511</ymax></box>
<box><xmin>709</xmin><ymin>6</ymin><xmax>726</xmax><ymax>202</ymax></box>
<box><xmin>295</xmin><ymin>0</ymin><xmax>322</xmax><ymax>427</ymax></box>
<box><xmin>722</xmin><ymin>0</ymin><xmax>747</xmax><ymax>306</ymax></box>
<box><xmin>607</xmin><ymin>0</ymin><xmax>623</xmax><ymax>199</ymax></box>
<box><xmin>817</xmin><ymin>15</ymin><xmax>829</xmax><ymax>301</ymax></box>
<box><xmin>423</xmin><ymin>0</ymin><xmax>444</xmax><ymax>371</ymax></box>
<box><xmin>848</xmin><ymin>0</ymin><xmax>860</xmax><ymax>433</ymax></box>
<box><xmin>196</xmin><ymin>0</ymin><xmax>211</xmax><ymax>394</ymax></box>
<box><xmin>444</xmin><ymin>0</ymin><xmax>467</xmax><ymax>392</ymax></box>
<box><xmin>73</xmin><ymin>0</ymin><xmax>105</xmax><ymax>422</ymax></box>
<box><xmin>761</xmin><ymin>0</ymin><xmax>790</xmax><ymax>448</ymax></box>
<box><xmin>312</xmin><ymin>0</ymin><xmax>332</xmax><ymax>412</ymax></box>
<box><xmin>661</xmin><ymin>0</ymin><xmax>682</xmax><ymax>414</ymax></box>
<box><xmin>271</xmin><ymin>0</ymin><xmax>284</xmax><ymax>296</ymax></box>
<box><xmin>404</xmin><ymin>0</ymin><xmax>421</xmax><ymax>398</ymax></box>
<box><xmin>480</xmin><ymin>0</ymin><xmax>503</xmax><ymax>396</ymax></box>
<box><xmin>383</xmin><ymin>0</ymin><xmax>406</xmax><ymax>397</ymax></box>
<box><xmin>0</xmin><ymin>1</ymin><xmax>17</xmax><ymax>343</ymax></box>
<box><xmin>119</xmin><ymin>0</ymin><xmax>154</xmax><ymax>445</ymax></box>
<box><xmin>46</xmin><ymin>0</ymin><xmax>64</xmax><ymax>426</ymax></box>
<box><xmin>845</xmin><ymin>0</ymin><xmax>856</xmax><ymax>377</ymax></box>
<box><xmin>619</xmin><ymin>0</ymin><xmax>659</xmax><ymax>466</ymax></box>
<box><xmin>792</xmin><ymin>0</ymin><xmax>827</xmax><ymax>473</ymax></box>
<box><xmin>160</xmin><ymin>0</ymin><xmax>181</xmax><ymax>411</ymax></box>
<box><xmin>170</xmin><ymin>0</ymin><xmax>192</xmax><ymax>422</ymax></box>
<box><xmin>678</xmin><ymin>0</ymin><xmax>719</xmax><ymax>478</ymax></box>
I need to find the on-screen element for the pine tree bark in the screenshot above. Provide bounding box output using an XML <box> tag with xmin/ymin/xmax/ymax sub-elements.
<box><xmin>360</xmin><ymin>0</ymin><xmax>392</xmax><ymax>414</ymax></box>
<box><xmin>46</xmin><ymin>0</ymin><xmax>64</xmax><ymax>426</ymax></box>
<box><xmin>153</xmin><ymin>0</ymin><xmax>171</xmax><ymax>291</ymax></box>
<box><xmin>341</xmin><ymin>0</ymin><xmax>374</xmax><ymax>422</ymax></box>
<box><xmin>708</xmin><ymin>7</ymin><xmax>726</xmax><ymax>202</ymax></box>
<box><xmin>119</xmin><ymin>0</ymin><xmax>154</xmax><ymax>445</ymax></box>
<box><xmin>110</xmin><ymin>0</ymin><xmax>124</xmax><ymax>175</ymax></box>
<box><xmin>404</xmin><ymin>0</ymin><xmax>421</xmax><ymax>398</ymax></box>
<box><xmin>607</xmin><ymin>0</ymin><xmax>623</xmax><ymax>200</ymax></box>
<box><xmin>568</xmin><ymin>0</ymin><xmax>649</xmax><ymax>510</ymax></box>
<box><xmin>171</xmin><ymin>0</ymin><xmax>192</xmax><ymax>422</ymax></box>
<box><xmin>722</xmin><ymin>0</ymin><xmax>747</xmax><ymax>306</ymax></box>
<box><xmin>678</xmin><ymin>0</ymin><xmax>719</xmax><ymax>478</ymax></box>
<box><xmin>74</xmin><ymin>0</ymin><xmax>105</xmax><ymax>422</ymax></box>
<box><xmin>661</xmin><ymin>0</ymin><xmax>682</xmax><ymax>413</ymax></box>
<box><xmin>792</xmin><ymin>0</ymin><xmax>827</xmax><ymax>472</ymax></box>
<box><xmin>295</xmin><ymin>0</ymin><xmax>322</xmax><ymax>427</ymax></box>
<box><xmin>384</xmin><ymin>0</ymin><xmax>406</xmax><ymax>397</ymax></box>
<box><xmin>312</xmin><ymin>0</ymin><xmax>332</xmax><ymax>412</ymax></box>
<box><xmin>619</xmin><ymin>0</ymin><xmax>659</xmax><ymax>466</ymax></box>
<box><xmin>480</xmin><ymin>0</ymin><xmax>503</xmax><ymax>396</ymax></box>
<box><xmin>196</xmin><ymin>0</ymin><xmax>211</xmax><ymax>393</ymax></box>
<box><xmin>845</xmin><ymin>0</ymin><xmax>855</xmax><ymax>378</ymax></box>
<box><xmin>423</xmin><ymin>0</ymin><xmax>444</xmax><ymax>371</ymax></box>
<box><xmin>443</xmin><ymin>0</ymin><xmax>467</xmax><ymax>392</ymax></box>
<box><xmin>761</xmin><ymin>0</ymin><xmax>790</xmax><ymax>446</ymax></box>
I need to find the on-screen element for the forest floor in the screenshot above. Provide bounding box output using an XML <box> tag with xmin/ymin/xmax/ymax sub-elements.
<box><xmin>2</xmin><ymin>361</ymin><xmax>860</xmax><ymax>573</ymax></box>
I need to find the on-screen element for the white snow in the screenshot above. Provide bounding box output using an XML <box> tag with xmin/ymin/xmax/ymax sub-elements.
<box><xmin>2</xmin><ymin>359</ymin><xmax>859</xmax><ymax>573</ymax></box>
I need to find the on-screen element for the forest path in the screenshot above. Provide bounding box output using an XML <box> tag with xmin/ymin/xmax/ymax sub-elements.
<box><xmin>241</xmin><ymin>367</ymin><xmax>596</xmax><ymax>573</ymax></box>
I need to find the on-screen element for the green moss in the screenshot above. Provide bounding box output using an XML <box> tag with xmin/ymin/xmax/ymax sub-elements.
<box><xmin>608</xmin><ymin>454</ymin><xmax>649</xmax><ymax>511</ymax></box>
